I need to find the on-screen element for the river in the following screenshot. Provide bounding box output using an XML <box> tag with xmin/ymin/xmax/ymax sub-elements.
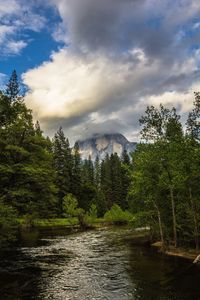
<box><xmin>0</xmin><ymin>227</ymin><xmax>200</xmax><ymax>300</ymax></box>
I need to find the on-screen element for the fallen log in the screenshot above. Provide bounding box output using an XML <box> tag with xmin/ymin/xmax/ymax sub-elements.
<box><xmin>193</xmin><ymin>254</ymin><xmax>200</xmax><ymax>264</ymax></box>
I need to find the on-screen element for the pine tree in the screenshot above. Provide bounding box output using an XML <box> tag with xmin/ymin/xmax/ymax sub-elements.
<box><xmin>52</xmin><ymin>127</ymin><xmax>72</xmax><ymax>215</ymax></box>
<box><xmin>122</xmin><ymin>149</ymin><xmax>130</xmax><ymax>165</ymax></box>
<box><xmin>100</xmin><ymin>154</ymin><xmax>112</xmax><ymax>210</ymax></box>
<box><xmin>35</xmin><ymin>120</ymin><xmax>43</xmax><ymax>136</ymax></box>
<box><xmin>71</xmin><ymin>141</ymin><xmax>82</xmax><ymax>201</ymax></box>
<box><xmin>5</xmin><ymin>70</ymin><xmax>20</xmax><ymax>102</ymax></box>
<box><xmin>110</xmin><ymin>153</ymin><xmax>123</xmax><ymax>207</ymax></box>
<box><xmin>94</xmin><ymin>155</ymin><xmax>101</xmax><ymax>189</ymax></box>
<box><xmin>0</xmin><ymin>75</ymin><xmax>57</xmax><ymax>217</ymax></box>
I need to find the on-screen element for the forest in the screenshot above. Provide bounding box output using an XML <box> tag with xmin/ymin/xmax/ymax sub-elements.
<box><xmin>0</xmin><ymin>71</ymin><xmax>199</xmax><ymax>250</ymax></box>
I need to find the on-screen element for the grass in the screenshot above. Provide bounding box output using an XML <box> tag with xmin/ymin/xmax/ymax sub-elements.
<box><xmin>18</xmin><ymin>212</ymin><xmax>135</xmax><ymax>229</ymax></box>
<box><xmin>18</xmin><ymin>217</ymin><xmax>79</xmax><ymax>228</ymax></box>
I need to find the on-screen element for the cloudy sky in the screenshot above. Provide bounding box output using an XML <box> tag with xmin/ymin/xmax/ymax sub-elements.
<box><xmin>1</xmin><ymin>0</ymin><xmax>200</xmax><ymax>143</ymax></box>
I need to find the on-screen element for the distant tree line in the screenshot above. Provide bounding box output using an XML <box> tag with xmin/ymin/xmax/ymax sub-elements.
<box><xmin>0</xmin><ymin>71</ymin><xmax>199</xmax><ymax>249</ymax></box>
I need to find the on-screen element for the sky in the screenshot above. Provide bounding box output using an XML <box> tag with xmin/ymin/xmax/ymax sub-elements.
<box><xmin>1</xmin><ymin>0</ymin><xmax>200</xmax><ymax>143</ymax></box>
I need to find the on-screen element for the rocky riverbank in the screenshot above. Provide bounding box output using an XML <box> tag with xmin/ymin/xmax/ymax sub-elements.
<box><xmin>152</xmin><ymin>241</ymin><xmax>200</xmax><ymax>263</ymax></box>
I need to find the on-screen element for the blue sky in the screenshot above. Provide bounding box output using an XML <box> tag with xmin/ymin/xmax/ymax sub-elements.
<box><xmin>1</xmin><ymin>0</ymin><xmax>200</xmax><ymax>142</ymax></box>
<box><xmin>0</xmin><ymin>2</ymin><xmax>63</xmax><ymax>80</ymax></box>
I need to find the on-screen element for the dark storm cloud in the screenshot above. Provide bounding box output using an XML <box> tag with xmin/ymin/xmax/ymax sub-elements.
<box><xmin>24</xmin><ymin>0</ymin><xmax>200</xmax><ymax>141</ymax></box>
<box><xmin>53</xmin><ymin>0</ymin><xmax>200</xmax><ymax>61</ymax></box>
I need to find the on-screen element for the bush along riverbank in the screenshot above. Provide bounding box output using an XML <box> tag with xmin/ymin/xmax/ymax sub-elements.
<box><xmin>0</xmin><ymin>203</ymin><xmax>133</xmax><ymax>249</ymax></box>
<box><xmin>18</xmin><ymin>204</ymin><xmax>134</xmax><ymax>230</ymax></box>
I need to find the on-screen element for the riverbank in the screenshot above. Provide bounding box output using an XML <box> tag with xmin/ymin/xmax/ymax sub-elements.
<box><xmin>18</xmin><ymin>217</ymin><xmax>128</xmax><ymax>231</ymax></box>
<box><xmin>18</xmin><ymin>217</ymin><xmax>79</xmax><ymax>228</ymax></box>
<box><xmin>18</xmin><ymin>216</ymin><xmax>134</xmax><ymax>230</ymax></box>
<box><xmin>152</xmin><ymin>241</ymin><xmax>200</xmax><ymax>262</ymax></box>
<box><xmin>18</xmin><ymin>219</ymin><xmax>200</xmax><ymax>263</ymax></box>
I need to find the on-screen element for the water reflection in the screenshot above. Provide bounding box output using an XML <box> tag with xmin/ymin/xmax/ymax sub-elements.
<box><xmin>0</xmin><ymin>228</ymin><xmax>200</xmax><ymax>300</ymax></box>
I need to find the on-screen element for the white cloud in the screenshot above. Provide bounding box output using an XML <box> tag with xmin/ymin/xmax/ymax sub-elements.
<box><xmin>0</xmin><ymin>25</ymin><xmax>14</xmax><ymax>44</ymax></box>
<box><xmin>22</xmin><ymin>0</ymin><xmax>200</xmax><ymax>142</ymax></box>
<box><xmin>23</xmin><ymin>49</ymin><xmax>135</xmax><ymax>119</ymax></box>
<box><xmin>0</xmin><ymin>0</ymin><xmax>20</xmax><ymax>16</ymax></box>
<box><xmin>23</xmin><ymin>45</ymin><xmax>199</xmax><ymax>142</ymax></box>
<box><xmin>5</xmin><ymin>40</ymin><xmax>27</xmax><ymax>55</ymax></box>
<box><xmin>0</xmin><ymin>0</ymin><xmax>46</xmax><ymax>56</ymax></box>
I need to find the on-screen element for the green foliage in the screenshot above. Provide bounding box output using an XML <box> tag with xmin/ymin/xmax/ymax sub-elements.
<box><xmin>32</xmin><ymin>218</ymin><xmax>78</xmax><ymax>227</ymax></box>
<box><xmin>0</xmin><ymin>201</ymin><xmax>18</xmax><ymax>248</ymax></box>
<box><xmin>0</xmin><ymin>71</ymin><xmax>57</xmax><ymax>219</ymax></box>
<box><xmin>5</xmin><ymin>69</ymin><xmax>20</xmax><ymax>101</ymax></box>
<box><xmin>1</xmin><ymin>69</ymin><xmax>199</xmax><ymax>250</ymax></box>
<box><xmin>84</xmin><ymin>203</ymin><xmax>98</xmax><ymax>224</ymax></box>
<box><xmin>139</xmin><ymin>104</ymin><xmax>183</xmax><ymax>142</ymax></box>
<box><xmin>186</xmin><ymin>92</ymin><xmax>200</xmax><ymax>141</ymax></box>
<box><xmin>89</xmin><ymin>203</ymin><xmax>97</xmax><ymax>218</ymax></box>
<box><xmin>104</xmin><ymin>204</ymin><xmax>133</xmax><ymax>223</ymax></box>
<box><xmin>131</xmin><ymin>211</ymin><xmax>153</xmax><ymax>228</ymax></box>
<box><xmin>71</xmin><ymin>141</ymin><xmax>82</xmax><ymax>200</ymax></box>
<box><xmin>52</xmin><ymin>127</ymin><xmax>73</xmax><ymax>215</ymax></box>
<box><xmin>129</xmin><ymin>99</ymin><xmax>200</xmax><ymax>248</ymax></box>
<box><xmin>62</xmin><ymin>194</ymin><xmax>79</xmax><ymax>217</ymax></box>
<box><xmin>79</xmin><ymin>182</ymin><xmax>97</xmax><ymax>211</ymax></box>
<box><xmin>100</xmin><ymin>153</ymin><xmax>130</xmax><ymax>211</ymax></box>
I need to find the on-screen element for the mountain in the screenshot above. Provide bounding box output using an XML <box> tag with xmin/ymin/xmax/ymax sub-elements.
<box><xmin>77</xmin><ymin>133</ymin><xmax>137</xmax><ymax>160</ymax></box>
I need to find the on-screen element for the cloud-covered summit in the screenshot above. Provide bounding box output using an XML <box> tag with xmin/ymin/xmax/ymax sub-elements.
<box><xmin>18</xmin><ymin>0</ymin><xmax>200</xmax><ymax>141</ymax></box>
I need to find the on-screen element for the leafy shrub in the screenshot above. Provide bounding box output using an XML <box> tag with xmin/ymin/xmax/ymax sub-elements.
<box><xmin>63</xmin><ymin>194</ymin><xmax>79</xmax><ymax>217</ymax></box>
<box><xmin>104</xmin><ymin>204</ymin><xmax>133</xmax><ymax>224</ymax></box>
<box><xmin>85</xmin><ymin>203</ymin><xmax>98</xmax><ymax>223</ymax></box>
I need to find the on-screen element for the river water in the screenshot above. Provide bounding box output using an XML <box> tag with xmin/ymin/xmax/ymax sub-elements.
<box><xmin>0</xmin><ymin>227</ymin><xmax>200</xmax><ymax>300</ymax></box>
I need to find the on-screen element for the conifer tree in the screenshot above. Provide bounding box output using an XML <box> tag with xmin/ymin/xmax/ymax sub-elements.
<box><xmin>94</xmin><ymin>155</ymin><xmax>101</xmax><ymax>189</ymax></box>
<box><xmin>71</xmin><ymin>141</ymin><xmax>82</xmax><ymax>201</ymax></box>
<box><xmin>122</xmin><ymin>149</ymin><xmax>130</xmax><ymax>165</ymax></box>
<box><xmin>0</xmin><ymin>73</ymin><xmax>57</xmax><ymax>217</ymax></box>
<box><xmin>35</xmin><ymin>120</ymin><xmax>43</xmax><ymax>136</ymax></box>
<box><xmin>5</xmin><ymin>70</ymin><xmax>20</xmax><ymax>102</ymax></box>
<box><xmin>52</xmin><ymin>127</ymin><xmax>72</xmax><ymax>215</ymax></box>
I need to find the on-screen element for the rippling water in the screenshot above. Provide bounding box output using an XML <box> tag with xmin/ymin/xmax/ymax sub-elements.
<box><xmin>0</xmin><ymin>227</ymin><xmax>200</xmax><ymax>300</ymax></box>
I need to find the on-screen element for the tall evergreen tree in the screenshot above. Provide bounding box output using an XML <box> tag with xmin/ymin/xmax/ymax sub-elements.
<box><xmin>71</xmin><ymin>141</ymin><xmax>82</xmax><ymax>201</ymax></box>
<box><xmin>122</xmin><ymin>149</ymin><xmax>130</xmax><ymax>165</ymax></box>
<box><xmin>5</xmin><ymin>70</ymin><xmax>20</xmax><ymax>102</ymax></box>
<box><xmin>52</xmin><ymin>127</ymin><xmax>72</xmax><ymax>215</ymax></box>
<box><xmin>0</xmin><ymin>72</ymin><xmax>57</xmax><ymax>217</ymax></box>
<box><xmin>94</xmin><ymin>155</ymin><xmax>101</xmax><ymax>189</ymax></box>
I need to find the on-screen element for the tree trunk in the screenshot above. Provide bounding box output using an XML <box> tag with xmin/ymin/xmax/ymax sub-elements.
<box><xmin>154</xmin><ymin>202</ymin><xmax>164</xmax><ymax>247</ymax></box>
<box><xmin>78</xmin><ymin>213</ymin><xmax>88</xmax><ymax>229</ymax></box>
<box><xmin>189</xmin><ymin>187</ymin><xmax>199</xmax><ymax>250</ymax></box>
<box><xmin>163</xmin><ymin>164</ymin><xmax>178</xmax><ymax>248</ymax></box>
<box><xmin>170</xmin><ymin>186</ymin><xmax>177</xmax><ymax>248</ymax></box>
